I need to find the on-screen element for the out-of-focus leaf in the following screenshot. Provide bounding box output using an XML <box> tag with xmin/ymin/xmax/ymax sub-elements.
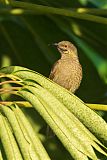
<box><xmin>87</xmin><ymin>0</ymin><xmax>107</xmax><ymax>8</ymax></box>
<box><xmin>2</xmin><ymin>1</ymin><xmax>107</xmax><ymax>25</ymax></box>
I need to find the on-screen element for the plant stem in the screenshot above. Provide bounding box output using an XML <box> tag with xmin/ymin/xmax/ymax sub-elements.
<box><xmin>0</xmin><ymin>80</ymin><xmax>22</xmax><ymax>86</ymax></box>
<box><xmin>0</xmin><ymin>101</ymin><xmax>31</xmax><ymax>107</ymax></box>
<box><xmin>0</xmin><ymin>87</ymin><xmax>21</xmax><ymax>92</ymax></box>
<box><xmin>0</xmin><ymin>101</ymin><xmax>107</xmax><ymax>111</ymax></box>
<box><xmin>86</xmin><ymin>103</ymin><xmax>107</xmax><ymax>111</ymax></box>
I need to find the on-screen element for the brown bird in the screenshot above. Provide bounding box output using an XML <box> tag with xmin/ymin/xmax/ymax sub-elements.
<box><xmin>49</xmin><ymin>41</ymin><xmax>82</xmax><ymax>93</ymax></box>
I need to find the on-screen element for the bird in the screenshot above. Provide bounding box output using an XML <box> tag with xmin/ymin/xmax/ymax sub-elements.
<box><xmin>49</xmin><ymin>41</ymin><xmax>82</xmax><ymax>93</ymax></box>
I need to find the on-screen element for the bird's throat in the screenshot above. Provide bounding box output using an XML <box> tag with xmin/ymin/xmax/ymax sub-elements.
<box><xmin>61</xmin><ymin>53</ymin><xmax>79</xmax><ymax>61</ymax></box>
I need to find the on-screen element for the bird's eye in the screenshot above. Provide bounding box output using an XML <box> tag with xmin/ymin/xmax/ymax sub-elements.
<box><xmin>64</xmin><ymin>45</ymin><xmax>67</xmax><ymax>47</ymax></box>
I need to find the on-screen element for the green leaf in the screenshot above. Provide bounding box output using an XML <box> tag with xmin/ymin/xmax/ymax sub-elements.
<box><xmin>19</xmin><ymin>89</ymin><xmax>89</xmax><ymax>160</ymax></box>
<box><xmin>12</xmin><ymin>104</ymin><xmax>51</xmax><ymax>160</ymax></box>
<box><xmin>0</xmin><ymin>66</ymin><xmax>107</xmax><ymax>159</ymax></box>
<box><xmin>0</xmin><ymin>104</ymin><xmax>39</xmax><ymax>160</ymax></box>
<box><xmin>22</xmin><ymin>84</ymin><xmax>107</xmax><ymax>157</ymax></box>
<box><xmin>0</xmin><ymin>113</ymin><xmax>23</xmax><ymax>160</ymax></box>
<box><xmin>1</xmin><ymin>65</ymin><xmax>106</xmax><ymax>142</ymax></box>
<box><xmin>3</xmin><ymin>1</ymin><xmax>107</xmax><ymax>25</ymax></box>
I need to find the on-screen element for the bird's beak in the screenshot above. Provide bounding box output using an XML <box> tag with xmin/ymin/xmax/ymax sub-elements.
<box><xmin>53</xmin><ymin>43</ymin><xmax>58</xmax><ymax>46</ymax></box>
<box><xmin>48</xmin><ymin>43</ymin><xmax>58</xmax><ymax>47</ymax></box>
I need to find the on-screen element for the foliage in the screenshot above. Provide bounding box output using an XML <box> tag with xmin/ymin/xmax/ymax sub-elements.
<box><xmin>0</xmin><ymin>0</ymin><xmax>107</xmax><ymax>160</ymax></box>
<box><xmin>0</xmin><ymin>66</ymin><xmax>107</xmax><ymax>160</ymax></box>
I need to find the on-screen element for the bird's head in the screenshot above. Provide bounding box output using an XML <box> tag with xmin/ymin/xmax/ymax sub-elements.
<box><xmin>54</xmin><ymin>41</ymin><xmax>78</xmax><ymax>58</ymax></box>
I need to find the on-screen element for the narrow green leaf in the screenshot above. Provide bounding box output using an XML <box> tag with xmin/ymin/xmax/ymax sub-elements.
<box><xmin>0</xmin><ymin>66</ymin><xmax>107</xmax><ymax>159</ymax></box>
<box><xmin>23</xmin><ymin>84</ymin><xmax>107</xmax><ymax>157</ymax></box>
<box><xmin>0</xmin><ymin>105</ymin><xmax>39</xmax><ymax>160</ymax></box>
<box><xmin>12</xmin><ymin>104</ymin><xmax>51</xmax><ymax>160</ymax></box>
<box><xmin>1</xmin><ymin>8</ymin><xmax>107</xmax><ymax>16</ymax></box>
<box><xmin>24</xmin><ymin>84</ymin><xmax>101</xmax><ymax>159</ymax></box>
<box><xmin>72</xmin><ymin>8</ymin><xmax>107</xmax><ymax>15</ymax></box>
<box><xmin>4</xmin><ymin>1</ymin><xmax>107</xmax><ymax>25</ymax></box>
<box><xmin>0</xmin><ymin>113</ymin><xmax>23</xmax><ymax>160</ymax></box>
<box><xmin>32</xmin><ymin>72</ymin><xmax>107</xmax><ymax>143</ymax></box>
<box><xmin>0</xmin><ymin>66</ymin><xmax>107</xmax><ymax>142</ymax></box>
<box><xmin>23</xmin><ymin>80</ymin><xmax>107</xmax><ymax>148</ymax></box>
<box><xmin>19</xmin><ymin>89</ymin><xmax>89</xmax><ymax>160</ymax></box>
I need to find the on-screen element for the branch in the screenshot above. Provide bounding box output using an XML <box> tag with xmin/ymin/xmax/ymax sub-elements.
<box><xmin>2</xmin><ymin>1</ymin><xmax>107</xmax><ymax>25</ymax></box>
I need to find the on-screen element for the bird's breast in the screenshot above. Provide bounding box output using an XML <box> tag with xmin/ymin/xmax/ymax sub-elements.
<box><xmin>51</xmin><ymin>59</ymin><xmax>82</xmax><ymax>93</ymax></box>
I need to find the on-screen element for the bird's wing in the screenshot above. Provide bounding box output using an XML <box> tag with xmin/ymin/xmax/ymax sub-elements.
<box><xmin>49</xmin><ymin>60</ymin><xmax>59</xmax><ymax>79</ymax></box>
